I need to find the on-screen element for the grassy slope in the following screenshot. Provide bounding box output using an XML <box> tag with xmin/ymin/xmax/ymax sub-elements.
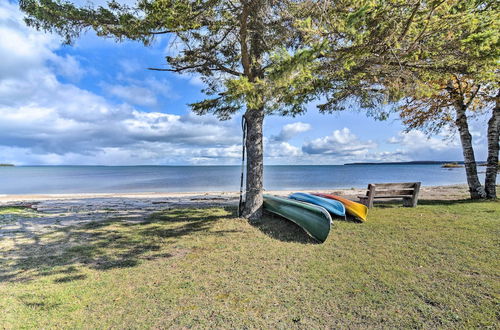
<box><xmin>0</xmin><ymin>200</ymin><xmax>499</xmax><ymax>328</ymax></box>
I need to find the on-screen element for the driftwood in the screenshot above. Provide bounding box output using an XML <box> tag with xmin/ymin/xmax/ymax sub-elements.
<box><xmin>358</xmin><ymin>182</ymin><xmax>421</xmax><ymax>208</ymax></box>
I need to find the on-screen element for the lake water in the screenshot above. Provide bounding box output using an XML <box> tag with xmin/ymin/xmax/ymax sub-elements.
<box><xmin>0</xmin><ymin>165</ymin><xmax>481</xmax><ymax>195</ymax></box>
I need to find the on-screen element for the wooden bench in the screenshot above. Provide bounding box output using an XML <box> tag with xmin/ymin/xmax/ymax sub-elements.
<box><xmin>358</xmin><ymin>182</ymin><xmax>421</xmax><ymax>208</ymax></box>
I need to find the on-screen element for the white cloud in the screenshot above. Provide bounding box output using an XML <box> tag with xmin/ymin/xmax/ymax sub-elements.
<box><xmin>189</xmin><ymin>145</ymin><xmax>241</xmax><ymax>161</ymax></box>
<box><xmin>119</xmin><ymin>59</ymin><xmax>143</xmax><ymax>74</ymax></box>
<box><xmin>388</xmin><ymin>130</ymin><xmax>460</xmax><ymax>155</ymax></box>
<box><xmin>0</xmin><ymin>2</ymin><xmax>239</xmax><ymax>165</ymax></box>
<box><xmin>388</xmin><ymin>130</ymin><xmax>457</xmax><ymax>152</ymax></box>
<box><xmin>302</xmin><ymin>128</ymin><xmax>377</xmax><ymax>156</ymax></box>
<box><xmin>101</xmin><ymin>77</ymin><xmax>176</xmax><ymax>107</ymax></box>
<box><xmin>188</xmin><ymin>75</ymin><xmax>205</xmax><ymax>87</ymax></box>
<box><xmin>384</xmin><ymin>128</ymin><xmax>487</xmax><ymax>161</ymax></box>
<box><xmin>102</xmin><ymin>83</ymin><xmax>159</xmax><ymax>107</ymax></box>
<box><xmin>143</xmin><ymin>77</ymin><xmax>172</xmax><ymax>96</ymax></box>
<box><xmin>53</xmin><ymin>54</ymin><xmax>86</xmax><ymax>81</ymax></box>
<box><xmin>387</xmin><ymin>136</ymin><xmax>400</xmax><ymax>144</ymax></box>
<box><xmin>271</xmin><ymin>122</ymin><xmax>311</xmax><ymax>142</ymax></box>
<box><xmin>173</xmin><ymin>72</ymin><xmax>206</xmax><ymax>87</ymax></box>
<box><xmin>123</xmin><ymin>111</ymin><xmax>239</xmax><ymax>146</ymax></box>
<box><xmin>0</xmin><ymin>2</ymin><xmax>58</xmax><ymax>80</ymax></box>
<box><xmin>266</xmin><ymin>141</ymin><xmax>302</xmax><ymax>158</ymax></box>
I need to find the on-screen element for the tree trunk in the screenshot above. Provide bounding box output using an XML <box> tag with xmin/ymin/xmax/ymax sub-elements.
<box><xmin>241</xmin><ymin>107</ymin><xmax>264</xmax><ymax>220</ymax></box>
<box><xmin>455</xmin><ymin>105</ymin><xmax>485</xmax><ymax>199</ymax></box>
<box><xmin>485</xmin><ymin>91</ymin><xmax>500</xmax><ymax>199</ymax></box>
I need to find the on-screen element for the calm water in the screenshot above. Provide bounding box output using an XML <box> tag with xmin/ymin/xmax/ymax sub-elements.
<box><xmin>0</xmin><ymin>165</ymin><xmax>480</xmax><ymax>194</ymax></box>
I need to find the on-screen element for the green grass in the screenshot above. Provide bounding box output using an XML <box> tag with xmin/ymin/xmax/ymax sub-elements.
<box><xmin>0</xmin><ymin>206</ymin><xmax>38</xmax><ymax>225</ymax></box>
<box><xmin>0</xmin><ymin>200</ymin><xmax>499</xmax><ymax>328</ymax></box>
<box><xmin>0</xmin><ymin>206</ymin><xmax>34</xmax><ymax>215</ymax></box>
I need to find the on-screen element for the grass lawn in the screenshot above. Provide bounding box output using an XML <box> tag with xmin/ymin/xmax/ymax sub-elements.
<box><xmin>0</xmin><ymin>199</ymin><xmax>499</xmax><ymax>328</ymax></box>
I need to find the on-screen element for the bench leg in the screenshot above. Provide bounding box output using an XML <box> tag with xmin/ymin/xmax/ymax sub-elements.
<box><xmin>411</xmin><ymin>182</ymin><xmax>421</xmax><ymax>207</ymax></box>
<box><xmin>359</xmin><ymin>197</ymin><xmax>374</xmax><ymax>208</ymax></box>
<box><xmin>358</xmin><ymin>197</ymin><xmax>369</xmax><ymax>207</ymax></box>
<box><xmin>403</xmin><ymin>197</ymin><xmax>417</xmax><ymax>207</ymax></box>
<box><xmin>367</xmin><ymin>185</ymin><xmax>375</xmax><ymax>208</ymax></box>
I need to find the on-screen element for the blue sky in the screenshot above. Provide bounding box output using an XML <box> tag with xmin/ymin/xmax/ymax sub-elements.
<box><xmin>0</xmin><ymin>1</ymin><xmax>489</xmax><ymax>165</ymax></box>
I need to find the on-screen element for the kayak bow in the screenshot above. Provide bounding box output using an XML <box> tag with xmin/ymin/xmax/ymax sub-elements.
<box><xmin>263</xmin><ymin>194</ymin><xmax>332</xmax><ymax>243</ymax></box>
<box><xmin>289</xmin><ymin>192</ymin><xmax>345</xmax><ymax>218</ymax></box>
<box><xmin>313</xmin><ymin>193</ymin><xmax>368</xmax><ymax>222</ymax></box>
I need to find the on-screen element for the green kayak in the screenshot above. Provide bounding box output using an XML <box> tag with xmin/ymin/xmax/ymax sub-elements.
<box><xmin>263</xmin><ymin>194</ymin><xmax>332</xmax><ymax>243</ymax></box>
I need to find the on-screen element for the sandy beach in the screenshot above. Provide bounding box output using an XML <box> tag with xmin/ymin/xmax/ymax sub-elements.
<box><xmin>0</xmin><ymin>184</ymin><xmax>471</xmax><ymax>204</ymax></box>
<box><xmin>0</xmin><ymin>184</ymin><xmax>471</xmax><ymax>234</ymax></box>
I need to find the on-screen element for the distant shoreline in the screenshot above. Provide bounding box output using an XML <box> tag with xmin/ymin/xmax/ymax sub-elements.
<box><xmin>345</xmin><ymin>161</ymin><xmax>471</xmax><ymax>165</ymax></box>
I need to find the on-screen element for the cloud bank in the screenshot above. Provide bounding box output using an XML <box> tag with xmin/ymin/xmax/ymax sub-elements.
<box><xmin>0</xmin><ymin>2</ymin><xmax>239</xmax><ymax>165</ymax></box>
<box><xmin>0</xmin><ymin>1</ymin><xmax>486</xmax><ymax>166</ymax></box>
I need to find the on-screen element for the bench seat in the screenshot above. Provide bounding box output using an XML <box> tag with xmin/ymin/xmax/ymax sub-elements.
<box><xmin>358</xmin><ymin>182</ymin><xmax>421</xmax><ymax>208</ymax></box>
<box><xmin>358</xmin><ymin>195</ymin><xmax>412</xmax><ymax>199</ymax></box>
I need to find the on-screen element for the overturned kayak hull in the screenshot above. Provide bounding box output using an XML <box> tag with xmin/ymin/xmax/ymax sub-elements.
<box><xmin>314</xmin><ymin>193</ymin><xmax>368</xmax><ymax>222</ymax></box>
<box><xmin>263</xmin><ymin>194</ymin><xmax>332</xmax><ymax>243</ymax></box>
<box><xmin>289</xmin><ymin>192</ymin><xmax>345</xmax><ymax>218</ymax></box>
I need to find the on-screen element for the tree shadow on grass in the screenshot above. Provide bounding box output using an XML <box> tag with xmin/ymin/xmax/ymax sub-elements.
<box><xmin>250</xmin><ymin>212</ymin><xmax>319</xmax><ymax>244</ymax></box>
<box><xmin>0</xmin><ymin>207</ymin><xmax>234</xmax><ymax>283</ymax></box>
<box><xmin>18</xmin><ymin>293</ymin><xmax>62</xmax><ymax>311</ymax></box>
<box><xmin>338</xmin><ymin>214</ymin><xmax>364</xmax><ymax>223</ymax></box>
<box><xmin>417</xmin><ymin>198</ymin><xmax>498</xmax><ymax>206</ymax></box>
<box><xmin>368</xmin><ymin>198</ymin><xmax>497</xmax><ymax>209</ymax></box>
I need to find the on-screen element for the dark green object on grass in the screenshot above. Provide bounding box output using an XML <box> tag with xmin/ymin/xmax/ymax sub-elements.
<box><xmin>263</xmin><ymin>194</ymin><xmax>332</xmax><ymax>243</ymax></box>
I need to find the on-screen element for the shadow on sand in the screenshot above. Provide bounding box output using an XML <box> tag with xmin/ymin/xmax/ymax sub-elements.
<box><xmin>0</xmin><ymin>207</ymin><xmax>235</xmax><ymax>283</ymax></box>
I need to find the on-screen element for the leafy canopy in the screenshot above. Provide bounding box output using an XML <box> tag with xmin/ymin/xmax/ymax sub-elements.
<box><xmin>281</xmin><ymin>0</ymin><xmax>499</xmax><ymax>127</ymax></box>
<box><xmin>20</xmin><ymin>0</ymin><xmax>320</xmax><ymax>119</ymax></box>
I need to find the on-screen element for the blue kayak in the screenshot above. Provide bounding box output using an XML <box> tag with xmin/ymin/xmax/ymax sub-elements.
<box><xmin>289</xmin><ymin>192</ymin><xmax>346</xmax><ymax>218</ymax></box>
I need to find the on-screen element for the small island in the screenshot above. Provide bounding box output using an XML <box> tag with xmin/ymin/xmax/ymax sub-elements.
<box><xmin>441</xmin><ymin>163</ymin><xmax>463</xmax><ymax>168</ymax></box>
<box><xmin>0</xmin><ymin>163</ymin><xmax>15</xmax><ymax>166</ymax></box>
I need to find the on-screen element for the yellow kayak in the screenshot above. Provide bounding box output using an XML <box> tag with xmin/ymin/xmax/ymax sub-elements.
<box><xmin>313</xmin><ymin>193</ymin><xmax>368</xmax><ymax>222</ymax></box>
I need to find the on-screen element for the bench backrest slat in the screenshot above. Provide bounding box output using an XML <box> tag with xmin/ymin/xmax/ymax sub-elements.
<box><xmin>361</xmin><ymin>182</ymin><xmax>421</xmax><ymax>208</ymax></box>
<box><xmin>371</xmin><ymin>189</ymin><xmax>415</xmax><ymax>196</ymax></box>
<box><xmin>370</xmin><ymin>182</ymin><xmax>418</xmax><ymax>189</ymax></box>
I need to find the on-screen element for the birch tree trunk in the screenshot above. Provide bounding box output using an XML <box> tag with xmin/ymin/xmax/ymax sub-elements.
<box><xmin>485</xmin><ymin>90</ymin><xmax>500</xmax><ymax>199</ymax></box>
<box><xmin>455</xmin><ymin>105</ymin><xmax>485</xmax><ymax>199</ymax></box>
<box><xmin>241</xmin><ymin>107</ymin><xmax>264</xmax><ymax>220</ymax></box>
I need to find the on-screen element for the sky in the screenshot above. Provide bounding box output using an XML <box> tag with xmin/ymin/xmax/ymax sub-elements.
<box><xmin>0</xmin><ymin>1</ymin><xmax>490</xmax><ymax>166</ymax></box>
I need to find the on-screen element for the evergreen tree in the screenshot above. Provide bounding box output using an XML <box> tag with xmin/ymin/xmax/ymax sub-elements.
<box><xmin>19</xmin><ymin>0</ymin><xmax>316</xmax><ymax>219</ymax></box>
